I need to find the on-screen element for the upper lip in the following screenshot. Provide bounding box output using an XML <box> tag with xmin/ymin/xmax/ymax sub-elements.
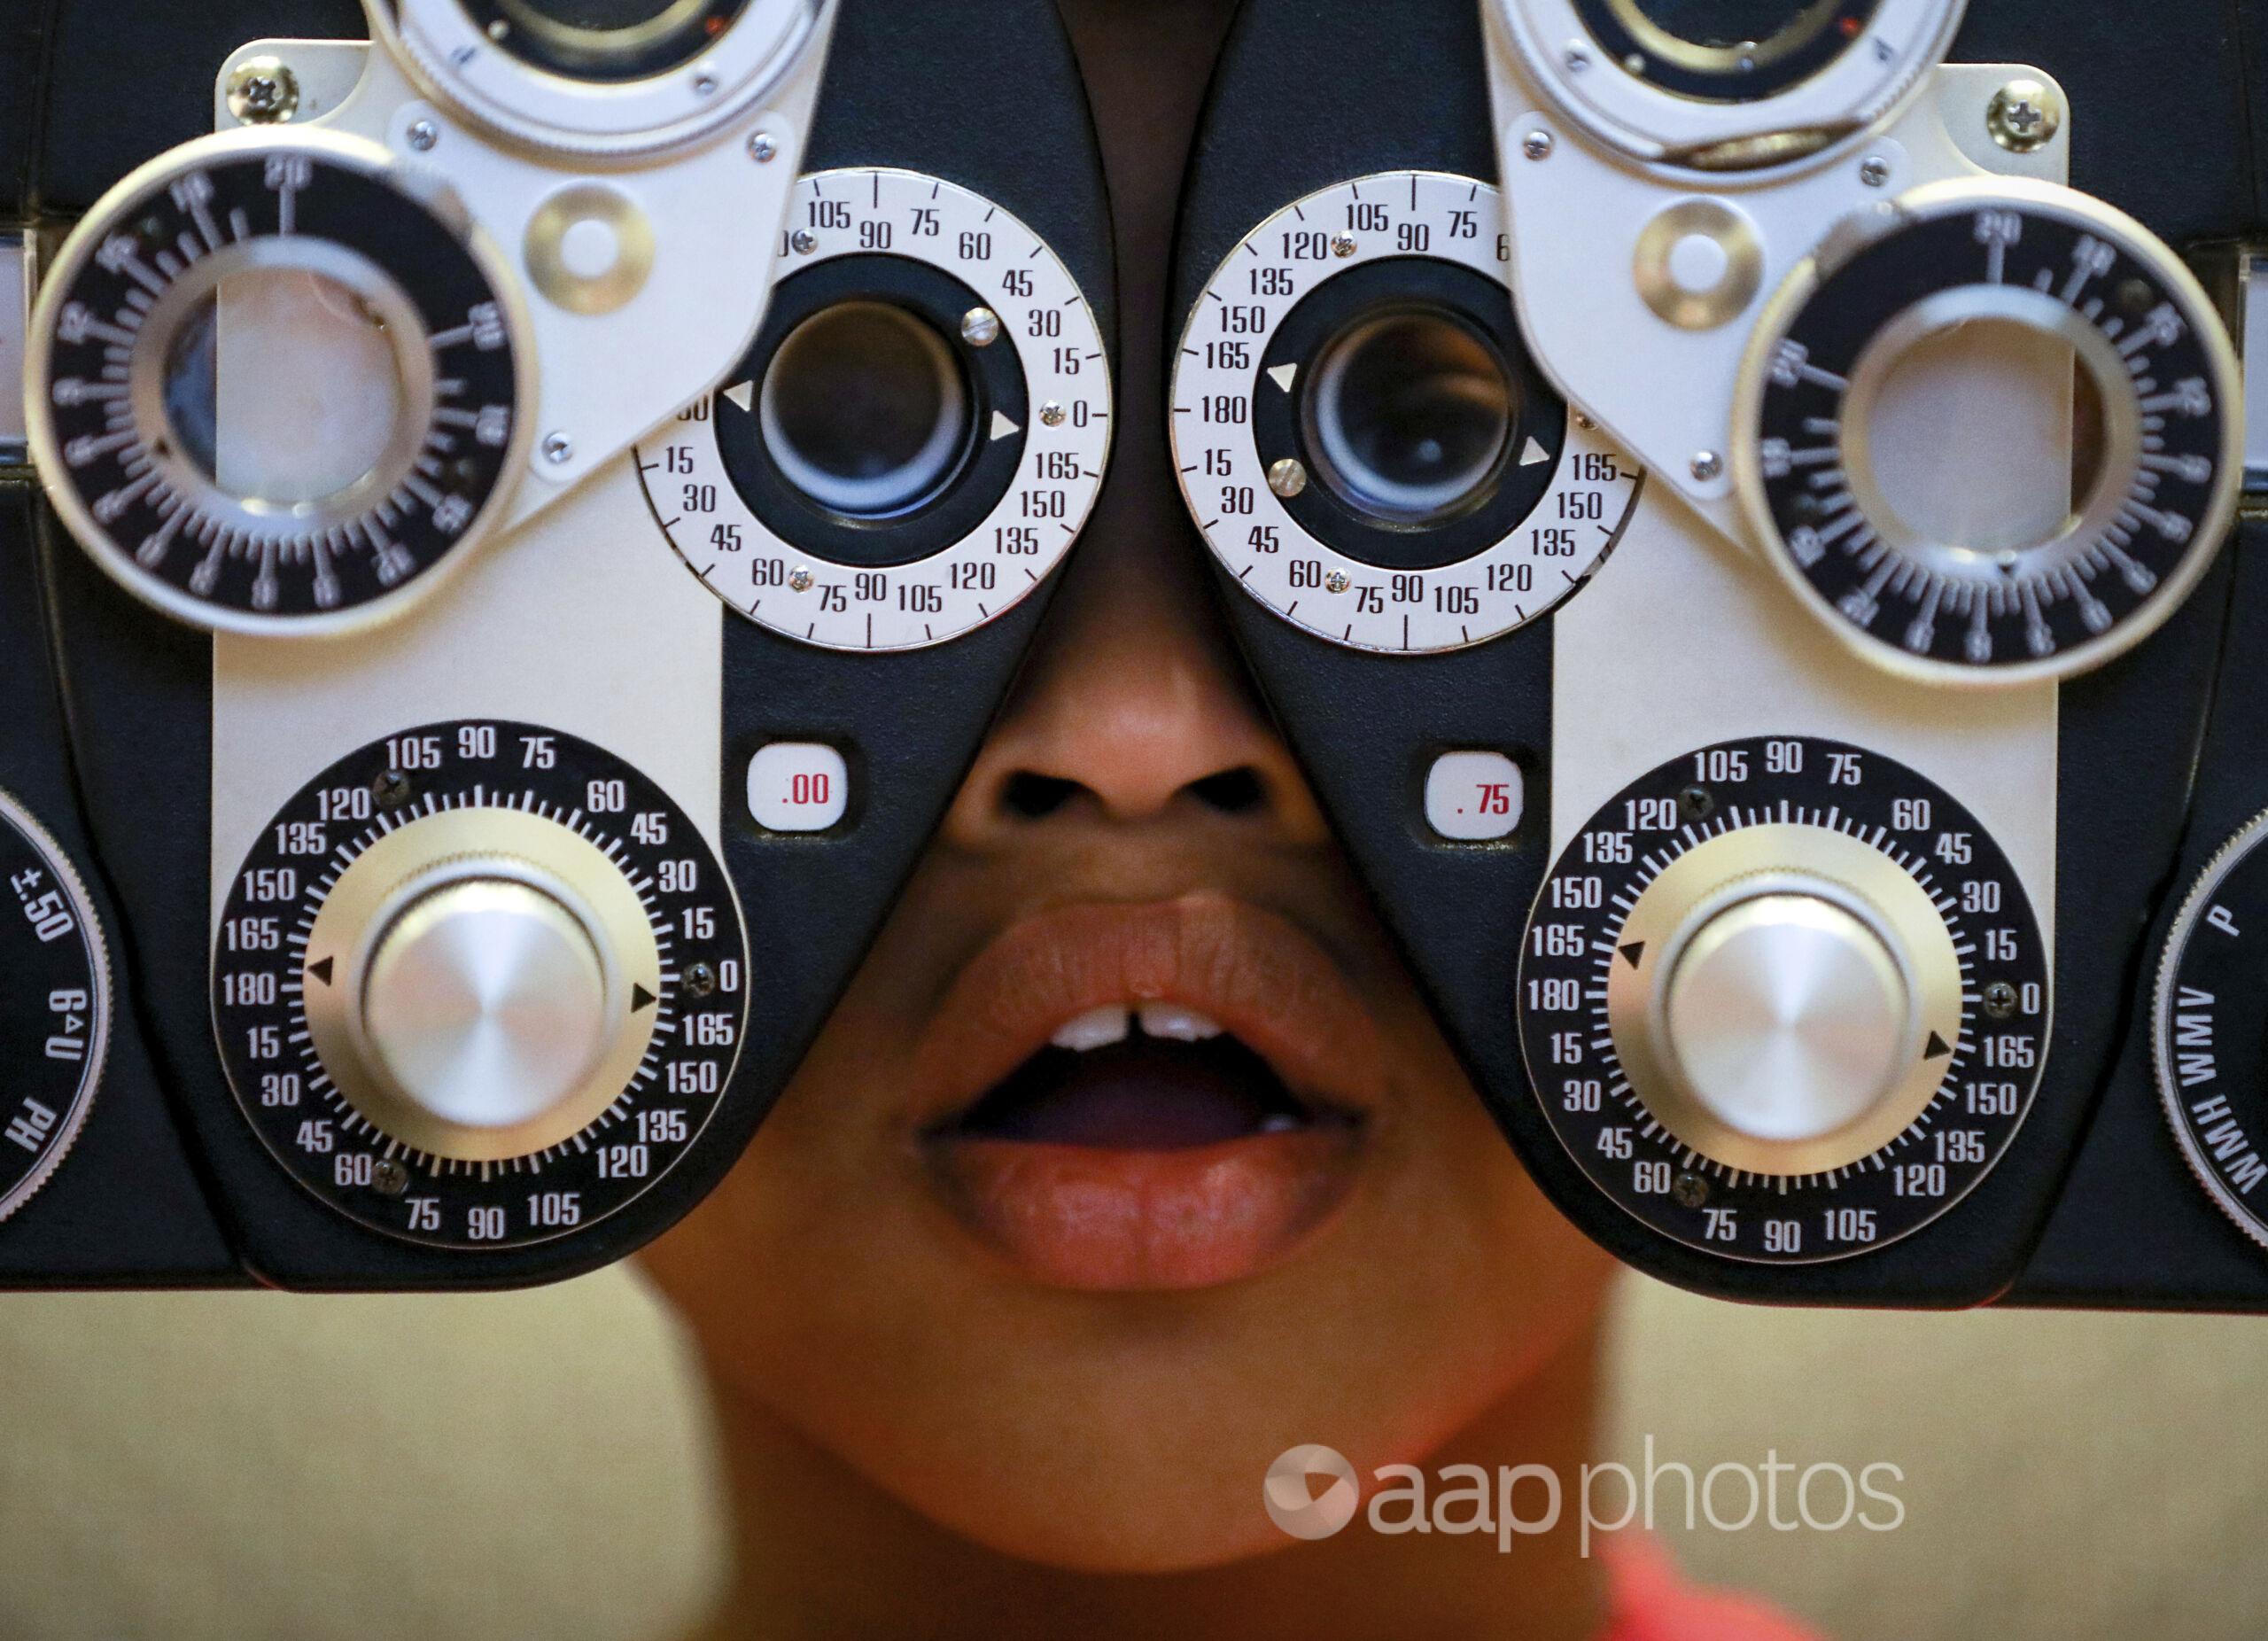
<box><xmin>909</xmin><ymin>894</ymin><xmax>1390</xmax><ymax>1136</ymax></box>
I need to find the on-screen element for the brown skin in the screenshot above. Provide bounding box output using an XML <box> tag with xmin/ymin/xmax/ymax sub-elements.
<box><xmin>640</xmin><ymin>2</ymin><xmax>1622</xmax><ymax>1632</ymax></box>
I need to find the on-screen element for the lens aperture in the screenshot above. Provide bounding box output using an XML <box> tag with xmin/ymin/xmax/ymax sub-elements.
<box><xmin>1301</xmin><ymin>307</ymin><xmax>1517</xmax><ymax>527</ymax></box>
<box><xmin>757</xmin><ymin>300</ymin><xmax>972</xmax><ymax>520</ymax></box>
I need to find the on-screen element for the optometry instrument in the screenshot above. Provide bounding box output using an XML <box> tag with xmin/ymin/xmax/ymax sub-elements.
<box><xmin>11</xmin><ymin>0</ymin><xmax>2268</xmax><ymax>1312</ymax></box>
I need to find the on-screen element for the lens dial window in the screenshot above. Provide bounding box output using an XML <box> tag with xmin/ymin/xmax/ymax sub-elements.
<box><xmin>1169</xmin><ymin>173</ymin><xmax>1642</xmax><ymax>654</ymax></box>
<box><xmin>460</xmin><ymin>0</ymin><xmax>753</xmax><ymax>82</ymax></box>
<box><xmin>1495</xmin><ymin>0</ymin><xmax>1963</xmax><ymax>169</ymax></box>
<box><xmin>27</xmin><ymin>133</ymin><xmax>529</xmax><ymax>634</ymax></box>
<box><xmin>635</xmin><ymin>169</ymin><xmax>1111</xmax><ymax>651</ymax></box>
<box><xmin>1735</xmin><ymin>179</ymin><xmax>2242</xmax><ymax>684</ymax></box>
<box><xmin>1577</xmin><ymin>0</ymin><xmax>1882</xmax><ymax>103</ymax></box>
<box><xmin>383</xmin><ymin>0</ymin><xmax>819</xmax><ymax>155</ymax></box>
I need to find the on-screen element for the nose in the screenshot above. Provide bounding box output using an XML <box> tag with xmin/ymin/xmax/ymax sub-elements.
<box><xmin>941</xmin><ymin>517</ymin><xmax>1330</xmax><ymax>844</ymax></box>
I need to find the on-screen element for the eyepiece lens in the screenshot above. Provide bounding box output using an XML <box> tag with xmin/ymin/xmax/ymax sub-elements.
<box><xmin>1301</xmin><ymin>307</ymin><xmax>1517</xmax><ymax>527</ymax></box>
<box><xmin>758</xmin><ymin>300</ymin><xmax>973</xmax><ymax>520</ymax></box>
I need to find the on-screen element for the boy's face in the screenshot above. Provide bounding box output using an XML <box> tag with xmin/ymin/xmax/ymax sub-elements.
<box><xmin>639</xmin><ymin>0</ymin><xmax>1619</xmax><ymax>1573</ymax></box>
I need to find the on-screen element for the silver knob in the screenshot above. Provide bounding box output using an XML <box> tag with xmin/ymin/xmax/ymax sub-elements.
<box><xmin>360</xmin><ymin>875</ymin><xmax>610</xmax><ymax>1135</ymax></box>
<box><xmin>1661</xmin><ymin>891</ymin><xmax>1912</xmax><ymax>1146</ymax></box>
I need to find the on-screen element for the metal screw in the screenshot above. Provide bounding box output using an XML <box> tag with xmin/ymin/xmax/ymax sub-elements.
<box><xmin>686</xmin><ymin>962</ymin><xmax>718</xmax><ymax>999</ymax></box>
<box><xmin>1522</xmin><ymin>129</ymin><xmax>1555</xmax><ymax>161</ymax></box>
<box><xmin>1671</xmin><ymin>1171</ymin><xmax>1710</xmax><ymax>1209</ymax></box>
<box><xmin>748</xmin><ymin>130</ymin><xmax>780</xmax><ymax>163</ymax></box>
<box><xmin>1984</xmin><ymin>981</ymin><xmax>2018</xmax><ymax>1020</ymax></box>
<box><xmin>1677</xmin><ymin>784</ymin><xmax>1715</xmax><ymax>821</ymax></box>
<box><xmin>693</xmin><ymin>72</ymin><xmax>719</xmax><ymax>97</ymax></box>
<box><xmin>1564</xmin><ymin>46</ymin><xmax>1591</xmax><ymax>72</ymax></box>
<box><xmin>370</xmin><ymin>1159</ymin><xmax>410</xmax><ymax>1197</ymax></box>
<box><xmin>789</xmin><ymin>228</ymin><xmax>818</xmax><ymax>253</ymax></box>
<box><xmin>371</xmin><ymin>770</ymin><xmax>413</xmax><ymax>809</ymax></box>
<box><xmin>960</xmin><ymin>307</ymin><xmax>1001</xmax><ymax>347</ymax></box>
<box><xmin>1859</xmin><ymin>155</ymin><xmax>1891</xmax><ymax>188</ymax></box>
<box><xmin>1987</xmin><ymin>77</ymin><xmax>2061</xmax><ymax>152</ymax></box>
<box><xmin>406</xmin><ymin>119</ymin><xmax>439</xmax><ymax>152</ymax></box>
<box><xmin>788</xmin><ymin>566</ymin><xmax>814</xmax><ymax>592</ymax></box>
<box><xmin>1040</xmin><ymin>401</ymin><xmax>1066</xmax><ymax>427</ymax></box>
<box><xmin>1268</xmin><ymin>457</ymin><xmax>1308</xmax><ymax>499</ymax></box>
<box><xmin>1331</xmin><ymin>233</ymin><xmax>1358</xmax><ymax>258</ymax></box>
<box><xmin>541</xmin><ymin>432</ymin><xmax>573</xmax><ymax>465</ymax></box>
<box><xmin>1324</xmin><ymin>570</ymin><xmax>1351</xmax><ymax>595</ymax></box>
<box><xmin>1574</xmin><ymin>411</ymin><xmax>1596</xmax><ymax>431</ymax></box>
<box><xmin>226</xmin><ymin>58</ymin><xmax>300</xmax><ymax>125</ymax></box>
<box><xmin>1689</xmin><ymin>449</ymin><xmax>1724</xmax><ymax>483</ymax></box>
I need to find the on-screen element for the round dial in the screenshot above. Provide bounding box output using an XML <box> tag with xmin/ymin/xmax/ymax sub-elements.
<box><xmin>0</xmin><ymin>791</ymin><xmax>110</xmax><ymax>1224</ymax></box>
<box><xmin>27</xmin><ymin>130</ymin><xmax>531</xmax><ymax>635</ymax></box>
<box><xmin>1169</xmin><ymin>172</ymin><xmax>1643</xmax><ymax>654</ymax></box>
<box><xmin>377</xmin><ymin>0</ymin><xmax>819</xmax><ymax>156</ymax></box>
<box><xmin>1736</xmin><ymin>179</ymin><xmax>2241</xmax><ymax>684</ymax></box>
<box><xmin>213</xmin><ymin>722</ymin><xmax>747</xmax><ymax>1248</ymax></box>
<box><xmin>1519</xmin><ymin>736</ymin><xmax>2047</xmax><ymax>1262</ymax></box>
<box><xmin>2154</xmin><ymin>813</ymin><xmax>2268</xmax><ymax>1249</ymax></box>
<box><xmin>1495</xmin><ymin>0</ymin><xmax>1961</xmax><ymax>167</ymax></box>
<box><xmin>636</xmin><ymin>168</ymin><xmax>1111</xmax><ymax>651</ymax></box>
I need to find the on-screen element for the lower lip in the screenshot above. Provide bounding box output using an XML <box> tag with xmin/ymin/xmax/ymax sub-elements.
<box><xmin>925</xmin><ymin>1124</ymin><xmax>1365</xmax><ymax>1292</ymax></box>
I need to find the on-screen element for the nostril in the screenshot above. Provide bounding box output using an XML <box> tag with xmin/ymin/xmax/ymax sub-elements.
<box><xmin>1184</xmin><ymin>768</ymin><xmax>1267</xmax><ymax>814</ymax></box>
<box><xmin>1002</xmin><ymin>772</ymin><xmax>1083</xmax><ymax>819</ymax></box>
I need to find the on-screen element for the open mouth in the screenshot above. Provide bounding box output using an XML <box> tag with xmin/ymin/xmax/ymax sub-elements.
<box><xmin>911</xmin><ymin>898</ymin><xmax>1386</xmax><ymax>1292</ymax></box>
<box><xmin>934</xmin><ymin>1003</ymin><xmax>1355</xmax><ymax>1152</ymax></box>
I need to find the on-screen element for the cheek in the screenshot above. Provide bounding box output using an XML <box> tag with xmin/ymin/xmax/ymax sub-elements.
<box><xmin>642</xmin><ymin>993</ymin><xmax>1616</xmax><ymax>1575</ymax></box>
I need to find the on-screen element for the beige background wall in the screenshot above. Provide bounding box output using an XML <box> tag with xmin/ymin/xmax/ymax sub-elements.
<box><xmin>0</xmin><ymin>1272</ymin><xmax>2262</xmax><ymax>1638</ymax></box>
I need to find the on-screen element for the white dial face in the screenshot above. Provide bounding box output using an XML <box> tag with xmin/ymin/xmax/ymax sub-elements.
<box><xmin>636</xmin><ymin>168</ymin><xmax>1111</xmax><ymax>652</ymax></box>
<box><xmin>1169</xmin><ymin>171</ymin><xmax>1643</xmax><ymax>654</ymax></box>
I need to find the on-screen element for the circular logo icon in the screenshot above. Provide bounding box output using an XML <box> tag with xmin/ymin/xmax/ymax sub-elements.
<box><xmin>1263</xmin><ymin>1443</ymin><xmax>1360</xmax><ymax>1541</ymax></box>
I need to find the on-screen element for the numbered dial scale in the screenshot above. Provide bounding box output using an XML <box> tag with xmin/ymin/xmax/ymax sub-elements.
<box><xmin>1519</xmin><ymin>737</ymin><xmax>2047</xmax><ymax>1263</ymax></box>
<box><xmin>637</xmin><ymin>169</ymin><xmax>1110</xmax><ymax>651</ymax></box>
<box><xmin>1170</xmin><ymin>173</ymin><xmax>1643</xmax><ymax>653</ymax></box>
<box><xmin>0</xmin><ymin>792</ymin><xmax>110</xmax><ymax>1224</ymax></box>
<box><xmin>214</xmin><ymin>723</ymin><xmax>747</xmax><ymax>1248</ymax></box>
<box><xmin>2155</xmin><ymin>813</ymin><xmax>2268</xmax><ymax>1250</ymax></box>
<box><xmin>1735</xmin><ymin>180</ymin><xmax>2241</xmax><ymax>683</ymax></box>
<box><xmin>27</xmin><ymin>131</ymin><xmax>530</xmax><ymax>634</ymax></box>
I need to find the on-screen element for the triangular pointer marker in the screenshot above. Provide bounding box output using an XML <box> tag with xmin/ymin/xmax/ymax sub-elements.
<box><xmin>1924</xmin><ymin>1030</ymin><xmax>1952</xmax><ymax>1059</ymax></box>
<box><xmin>1619</xmin><ymin>942</ymin><xmax>1646</xmax><ymax>968</ymax></box>
<box><xmin>1266</xmin><ymin>362</ymin><xmax>1298</xmax><ymax>393</ymax></box>
<box><xmin>632</xmin><ymin>984</ymin><xmax>656</xmax><ymax>1014</ymax></box>
<box><xmin>1520</xmin><ymin>437</ymin><xmax>1550</xmax><ymax>467</ymax></box>
<box><xmin>307</xmin><ymin>956</ymin><xmax>334</xmax><ymax>987</ymax></box>
<box><xmin>722</xmin><ymin>381</ymin><xmax>755</xmax><ymax>413</ymax></box>
<box><xmin>990</xmin><ymin>410</ymin><xmax>1021</xmax><ymax>441</ymax></box>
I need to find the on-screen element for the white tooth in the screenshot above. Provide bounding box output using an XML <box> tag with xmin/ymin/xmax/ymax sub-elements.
<box><xmin>1051</xmin><ymin>1005</ymin><xmax>1131</xmax><ymax>1053</ymax></box>
<box><xmin>1138</xmin><ymin>1003</ymin><xmax>1223</xmax><ymax>1043</ymax></box>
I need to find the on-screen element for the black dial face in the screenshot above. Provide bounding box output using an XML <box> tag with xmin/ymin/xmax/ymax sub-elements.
<box><xmin>35</xmin><ymin>141</ymin><xmax>523</xmax><ymax>628</ymax></box>
<box><xmin>1749</xmin><ymin>196</ymin><xmax>2232</xmax><ymax>676</ymax></box>
<box><xmin>213</xmin><ymin>722</ymin><xmax>747</xmax><ymax>1249</ymax></box>
<box><xmin>1519</xmin><ymin>737</ymin><xmax>2048</xmax><ymax>1264</ymax></box>
<box><xmin>0</xmin><ymin>794</ymin><xmax>109</xmax><ymax>1224</ymax></box>
<box><xmin>2155</xmin><ymin>816</ymin><xmax>2268</xmax><ymax>1249</ymax></box>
